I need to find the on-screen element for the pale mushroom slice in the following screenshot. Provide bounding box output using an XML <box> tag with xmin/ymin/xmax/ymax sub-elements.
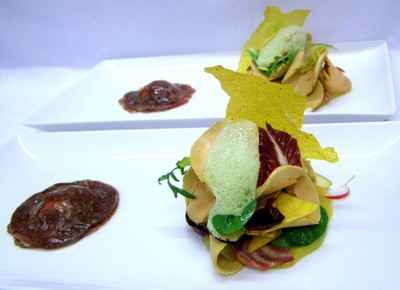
<box><xmin>256</xmin><ymin>165</ymin><xmax>305</xmax><ymax>198</ymax></box>
<box><xmin>281</xmin><ymin>33</ymin><xmax>312</xmax><ymax>83</ymax></box>
<box><xmin>249</xmin><ymin>175</ymin><xmax>321</xmax><ymax>237</ymax></box>
<box><xmin>281</xmin><ymin>49</ymin><xmax>306</xmax><ymax>83</ymax></box>
<box><xmin>247</xmin><ymin>60</ymin><xmax>270</xmax><ymax>81</ymax></box>
<box><xmin>263</xmin><ymin>61</ymin><xmax>291</xmax><ymax>81</ymax></box>
<box><xmin>283</xmin><ymin>46</ymin><xmax>327</xmax><ymax>96</ymax></box>
<box><xmin>247</xmin><ymin>59</ymin><xmax>287</xmax><ymax>81</ymax></box>
<box><xmin>183</xmin><ymin>168</ymin><xmax>215</xmax><ymax>224</ymax></box>
<box><xmin>301</xmin><ymin>158</ymin><xmax>316</xmax><ymax>182</ymax></box>
<box><xmin>306</xmin><ymin>80</ymin><xmax>326</xmax><ymax>111</ymax></box>
<box><xmin>320</xmin><ymin>56</ymin><xmax>352</xmax><ymax>97</ymax></box>
<box><xmin>190</xmin><ymin>121</ymin><xmax>226</xmax><ymax>182</ymax></box>
<box><xmin>285</xmin><ymin>70</ymin><xmax>315</xmax><ymax>96</ymax></box>
<box><xmin>287</xmin><ymin>175</ymin><xmax>321</xmax><ymax>226</ymax></box>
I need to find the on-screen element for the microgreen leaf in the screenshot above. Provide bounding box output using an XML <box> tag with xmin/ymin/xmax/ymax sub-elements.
<box><xmin>176</xmin><ymin>156</ymin><xmax>191</xmax><ymax>175</ymax></box>
<box><xmin>212</xmin><ymin>199</ymin><xmax>257</xmax><ymax>235</ymax></box>
<box><xmin>248</xmin><ymin>48</ymin><xmax>260</xmax><ymax>62</ymax></box>
<box><xmin>177</xmin><ymin>156</ymin><xmax>191</xmax><ymax>168</ymax></box>
<box><xmin>212</xmin><ymin>215</ymin><xmax>242</xmax><ymax>236</ymax></box>
<box><xmin>257</xmin><ymin>50</ymin><xmax>296</xmax><ymax>77</ymax></box>
<box><xmin>157</xmin><ymin>174</ymin><xmax>169</xmax><ymax>185</ymax></box>
<box><xmin>158</xmin><ymin>156</ymin><xmax>196</xmax><ymax>199</ymax></box>
<box><xmin>168</xmin><ymin>179</ymin><xmax>196</xmax><ymax>199</ymax></box>
<box><xmin>170</xmin><ymin>171</ymin><xmax>180</xmax><ymax>182</ymax></box>
<box><xmin>167</xmin><ymin>179</ymin><xmax>178</xmax><ymax>198</ymax></box>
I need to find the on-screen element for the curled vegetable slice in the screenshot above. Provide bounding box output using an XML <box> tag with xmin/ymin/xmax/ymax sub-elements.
<box><xmin>271</xmin><ymin>206</ymin><xmax>328</xmax><ymax>248</ymax></box>
<box><xmin>256</xmin><ymin>123</ymin><xmax>303</xmax><ymax>196</ymax></box>
<box><xmin>235</xmin><ymin>244</ymin><xmax>294</xmax><ymax>271</ymax></box>
<box><xmin>209</xmin><ymin>236</ymin><xmax>243</xmax><ymax>275</ymax></box>
<box><xmin>257</xmin><ymin>165</ymin><xmax>305</xmax><ymax>197</ymax></box>
<box><xmin>288</xmin><ymin>174</ymin><xmax>321</xmax><ymax>226</ymax></box>
<box><xmin>244</xmin><ymin>231</ymin><xmax>281</xmax><ymax>253</ymax></box>
<box><xmin>183</xmin><ymin>169</ymin><xmax>215</xmax><ymax>224</ymax></box>
<box><xmin>307</xmin><ymin>80</ymin><xmax>326</xmax><ymax>111</ymax></box>
<box><xmin>320</xmin><ymin>57</ymin><xmax>352</xmax><ymax>97</ymax></box>
<box><xmin>185</xmin><ymin>213</ymin><xmax>208</xmax><ymax>236</ymax></box>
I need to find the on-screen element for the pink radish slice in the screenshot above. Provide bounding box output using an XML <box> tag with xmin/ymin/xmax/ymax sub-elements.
<box><xmin>325</xmin><ymin>186</ymin><xmax>350</xmax><ymax>200</ymax></box>
<box><xmin>325</xmin><ymin>175</ymin><xmax>355</xmax><ymax>200</ymax></box>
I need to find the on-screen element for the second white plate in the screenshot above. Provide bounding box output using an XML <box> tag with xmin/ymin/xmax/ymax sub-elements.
<box><xmin>25</xmin><ymin>40</ymin><xmax>396</xmax><ymax>131</ymax></box>
<box><xmin>1</xmin><ymin>122</ymin><xmax>400</xmax><ymax>289</ymax></box>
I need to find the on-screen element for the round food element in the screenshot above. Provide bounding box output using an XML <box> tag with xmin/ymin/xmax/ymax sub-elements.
<box><xmin>119</xmin><ymin>80</ymin><xmax>195</xmax><ymax>113</ymax></box>
<box><xmin>8</xmin><ymin>180</ymin><xmax>119</xmax><ymax>249</ymax></box>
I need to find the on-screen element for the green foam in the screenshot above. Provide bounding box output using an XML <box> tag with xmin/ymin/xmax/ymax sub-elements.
<box><xmin>256</xmin><ymin>25</ymin><xmax>307</xmax><ymax>68</ymax></box>
<box><xmin>204</xmin><ymin>120</ymin><xmax>260</xmax><ymax>240</ymax></box>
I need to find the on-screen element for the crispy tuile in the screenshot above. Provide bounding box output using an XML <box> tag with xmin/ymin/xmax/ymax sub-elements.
<box><xmin>205</xmin><ymin>65</ymin><xmax>338</xmax><ymax>162</ymax></box>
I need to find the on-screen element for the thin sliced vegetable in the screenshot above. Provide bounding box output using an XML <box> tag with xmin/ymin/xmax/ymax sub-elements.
<box><xmin>325</xmin><ymin>188</ymin><xmax>350</xmax><ymax>200</ymax></box>
<box><xmin>315</xmin><ymin>173</ymin><xmax>332</xmax><ymax>189</ymax></box>
<box><xmin>271</xmin><ymin>206</ymin><xmax>329</xmax><ymax>247</ymax></box>
<box><xmin>325</xmin><ymin>175</ymin><xmax>355</xmax><ymax>200</ymax></box>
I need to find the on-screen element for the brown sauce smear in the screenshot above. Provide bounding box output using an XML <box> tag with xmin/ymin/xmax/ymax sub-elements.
<box><xmin>119</xmin><ymin>80</ymin><xmax>195</xmax><ymax>113</ymax></box>
<box><xmin>8</xmin><ymin>180</ymin><xmax>119</xmax><ymax>249</ymax></box>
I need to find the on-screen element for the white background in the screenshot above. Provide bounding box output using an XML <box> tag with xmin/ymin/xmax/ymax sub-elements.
<box><xmin>0</xmin><ymin>1</ymin><xmax>400</xmax><ymax>289</ymax></box>
<box><xmin>1</xmin><ymin>0</ymin><xmax>399</xmax><ymax>67</ymax></box>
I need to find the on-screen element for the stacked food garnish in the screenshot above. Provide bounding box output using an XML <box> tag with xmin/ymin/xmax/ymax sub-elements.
<box><xmin>239</xmin><ymin>6</ymin><xmax>351</xmax><ymax>111</ymax></box>
<box><xmin>159</xmin><ymin>64</ymin><xmax>344</xmax><ymax>275</ymax></box>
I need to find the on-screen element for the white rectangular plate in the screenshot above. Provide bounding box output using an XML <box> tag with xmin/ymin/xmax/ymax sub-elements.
<box><xmin>25</xmin><ymin>41</ymin><xmax>396</xmax><ymax>131</ymax></box>
<box><xmin>1</xmin><ymin>122</ymin><xmax>399</xmax><ymax>290</ymax></box>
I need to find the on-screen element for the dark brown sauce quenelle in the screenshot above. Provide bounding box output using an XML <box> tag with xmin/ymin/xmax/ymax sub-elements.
<box><xmin>8</xmin><ymin>180</ymin><xmax>119</xmax><ymax>250</ymax></box>
<box><xmin>119</xmin><ymin>80</ymin><xmax>195</xmax><ymax>113</ymax></box>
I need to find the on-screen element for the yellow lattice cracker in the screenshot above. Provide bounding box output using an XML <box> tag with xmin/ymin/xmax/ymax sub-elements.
<box><xmin>205</xmin><ymin>66</ymin><xmax>338</xmax><ymax>163</ymax></box>
<box><xmin>238</xmin><ymin>6</ymin><xmax>310</xmax><ymax>73</ymax></box>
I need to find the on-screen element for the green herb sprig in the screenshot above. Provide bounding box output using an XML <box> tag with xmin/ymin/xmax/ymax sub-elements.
<box><xmin>258</xmin><ymin>50</ymin><xmax>296</xmax><ymax>77</ymax></box>
<box><xmin>158</xmin><ymin>157</ymin><xmax>196</xmax><ymax>199</ymax></box>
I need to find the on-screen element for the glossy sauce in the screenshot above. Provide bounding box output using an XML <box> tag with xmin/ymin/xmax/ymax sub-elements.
<box><xmin>119</xmin><ymin>80</ymin><xmax>195</xmax><ymax>113</ymax></box>
<box><xmin>8</xmin><ymin>180</ymin><xmax>119</xmax><ymax>249</ymax></box>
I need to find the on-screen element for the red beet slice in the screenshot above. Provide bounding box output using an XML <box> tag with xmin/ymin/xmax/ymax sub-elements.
<box><xmin>235</xmin><ymin>244</ymin><xmax>294</xmax><ymax>271</ymax></box>
<box><xmin>245</xmin><ymin>197</ymin><xmax>284</xmax><ymax>231</ymax></box>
